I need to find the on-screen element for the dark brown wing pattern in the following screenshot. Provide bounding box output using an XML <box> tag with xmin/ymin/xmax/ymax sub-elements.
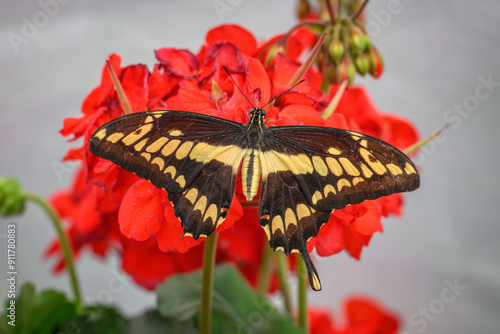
<box><xmin>89</xmin><ymin>110</ymin><xmax>247</xmax><ymax>238</ymax></box>
<box><xmin>258</xmin><ymin>126</ymin><xmax>419</xmax><ymax>290</ymax></box>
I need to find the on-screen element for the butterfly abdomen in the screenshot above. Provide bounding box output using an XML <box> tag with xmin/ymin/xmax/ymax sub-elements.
<box><xmin>242</xmin><ymin>148</ymin><xmax>261</xmax><ymax>201</ymax></box>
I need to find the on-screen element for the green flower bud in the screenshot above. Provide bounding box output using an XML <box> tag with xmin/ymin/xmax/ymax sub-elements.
<box><xmin>0</xmin><ymin>178</ymin><xmax>24</xmax><ymax>215</ymax></box>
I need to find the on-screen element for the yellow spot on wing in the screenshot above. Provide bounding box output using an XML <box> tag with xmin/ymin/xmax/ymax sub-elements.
<box><xmin>185</xmin><ymin>188</ymin><xmax>198</xmax><ymax>204</ymax></box>
<box><xmin>311</xmin><ymin>191</ymin><xmax>323</xmax><ymax>205</ymax></box>
<box><xmin>339</xmin><ymin>158</ymin><xmax>360</xmax><ymax>176</ymax></box>
<box><xmin>325</xmin><ymin>157</ymin><xmax>343</xmax><ymax>176</ymax></box>
<box><xmin>404</xmin><ymin>162</ymin><xmax>416</xmax><ymax>174</ymax></box>
<box><xmin>165</xmin><ymin>166</ymin><xmax>177</xmax><ymax>178</ymax></box>
<box><xmin>312</xmin><ymin>156</ymin><xmax>328</xmax><ymax>176</ymax></box>
<box><xmin>272</xmin><ymin>216</ymin><xmax>284</xmax><ymax>235</ymax></box>
<box><xmin>94</xmin><ymin>128</ymin><xmax>107</xmax><ymax>140</ymax></box>
<box><xmin>360</xmin><ymin>148</ymin><xmax>387</xmax><ymax>175</ymax></box>
<box><xmin>386</xmin><ymin>163</ymin><xmax>403</xmax><ymax>175</ymax></box>
<box><xmin>151</xmin><ymin>157</ymin><xmax>164</xmax><ymax>170</ymax></box>
<box><xmin>337</xmin><ymin>178</ymin><xmax>351</xmax><ymax>191</ymax></box>
<box><xmin>328</xmin><ymin>147</ymin><xmax>342</xmax><ymax>155</ymax></box>
<box><xmin>162</xmin><ymin>139</ymin><xmax>181</xmax><ymax>156</ymax></box>
<box><xmin>107</xmin><ymin>132</ymin><xmax>124</xmax><ymax>143</ymax></box>
<box><xmin>146</xmin><ymin>137</ymin><xmax>168</xmax><ymax>153</ymax></box>
<box><xmin>168</xmin><ymin>129</ymin><xmax>183</xmax><ymax>136</ymax></box>
<box><xmin>141</xmin><ymin>152</ymin><xmax>151</xmax><ymax>161</ymax></box>
<box><xmin>360</xmin><ymin>163</ymin><xmax>373</xmax><ymax>178</ymax></box>
<box><xmin>204</xmin><ymin>204</ymin><xmax>218</xmax><ymax>225</ymax></box>
<box><xmin>175</xmin><ymin>141</ymin><xmax>194</xmax><ymax>160</ymax></box>
<box><xmin>311</xmin><ymin>272</ymin><xmax>322</xmax><ymax>291</ymax></box>
<box><xmin>296</xmin><ymin>204</ymin><xmax>310</xmax><ymax>222</ymax></box>
<box><xmin>352</xmin><ymin>177</ymin><xmax>364</xmax><ymax>185</ymax></box>
<box><xmin>285</xmin><ymin>208</ymin><xmax>297</xmax><ymax>230</ymax></box>
<box><xmin>176</xmin><ymin>175</ymin><xmax>186</xmax><ymax>188</ymax></box>
<box><xmin>195</xmin><ymin>196</ymin><xmax>208</xmax><ymax>215</ymax></box>
<box><xmin>134</xmin><ymin>139</ymin><xmax>148</xmax><ymax>151</ymax></box>
<box><xmin>122</xmin><ymin>120</ymin><xmax>153</xmax><ymax>145</ymax></box>
<box><xmin>323</xmin><ymin>184</ymin><xmax>336</xmax><ymax>197</ymax></box>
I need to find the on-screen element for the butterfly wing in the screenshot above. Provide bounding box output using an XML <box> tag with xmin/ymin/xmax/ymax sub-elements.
<box><xmin>259</xmin><ymin>125</ymin><xmax>420</xmax><ymax>290</ymax></box>
<box><xmin>89</xmin><ymin>110</ymin><xmax>247</xmax><ymax>238</ymax></box>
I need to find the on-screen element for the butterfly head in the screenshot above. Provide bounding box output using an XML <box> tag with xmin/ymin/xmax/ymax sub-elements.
<box><xmin>249</xmin><ymin>107</ymin><xmax>266</xmax><ymax>125</ymax></box>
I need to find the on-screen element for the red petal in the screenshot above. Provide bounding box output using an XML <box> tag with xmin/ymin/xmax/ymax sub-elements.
<box><xmin>155</xmin><ymin>48</ymin><xmax>199</xmax><ymax>79</ymax></box>
<box><xmin>120</xmin><ymin>64</ymin><xmax>149</xmax><ymax>113</ymax></box>
<box><xmin>118</xmin><ymin>180</ymin><xmax>164</xmax><ymax>241</ymax></box>
<box><xmin>156</xmin><ymin>222</ymin><xmax>203</xmax><ymax>253</ymax></box>
<box><xmin>351</xmin><ymin>201</ymin><xmax>383</xmax><ymax>235</ymax></box>
<box><xmin>314</xmin><ymin>218</ymin><xmax>345</xmax><ymax>257</ymax></box>
<box><xmin>308</xmin><ymin>306</ymin><xmax>336</xmax><ymax>334</ymax></box>
<box><xmin>244</xmin><ymin>57</ymin><xmax>271</xmax><ymax>108</ymax></box>
<box><xmin>279</xmin><ymin>104</ymin><xmax>325</xmax><ymax>126</ymax></box>
<box><xmin>206</xmin><ymin>24</ymin><xmax>257</xmax><ymax>55</ymax></box>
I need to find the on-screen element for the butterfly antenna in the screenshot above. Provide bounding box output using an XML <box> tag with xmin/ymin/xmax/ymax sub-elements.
<box><xmin>261</xmin><ymin>79</ymin><xmax>305</xmax><ymax>110</ymax></box>
<box><xmin>223</xmin><ymin>66</ymin><xmax>256</xmax><ymax>109</ymax></box>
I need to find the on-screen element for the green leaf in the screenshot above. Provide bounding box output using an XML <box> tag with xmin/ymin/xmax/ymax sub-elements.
<box><xmin>156</xmin><ymin>264</ymin><xmax>305</xmax><ymax>334</ymax></box>
<box><xmin>53</xmin><ymin>305</ymin><xmax>130</xmax><ymax>334</ymax></box>
<box><xmin>0</xmin><ymin>284</ymin><xmax>129</xmax><ymax>334</ymax></box>
<box><xmin>0</xmin><ymin>283</ymin><xmax>78</xmax><ymax>334</ymax></box>
<box><xmin>129</xmin><ymin>310</ymin><xmax>198</xmax><ymax>334</ymax></box>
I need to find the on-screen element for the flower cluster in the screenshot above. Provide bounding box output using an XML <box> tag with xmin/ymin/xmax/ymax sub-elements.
<box><xmin>309</xmin><ymin>297</ymin><xmax>399</xmax><ymax>334</ymax></box>
<box><xmin>48</xmin><ymin>23</ymin><xmax>418</xmax><ymax>292</ymax></box>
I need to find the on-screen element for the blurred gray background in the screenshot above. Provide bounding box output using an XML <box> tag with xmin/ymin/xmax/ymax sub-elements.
<box><xmin>1</xmin><ymin>1</ymin><xmax>499</xmax><ymax>333</ymax></box>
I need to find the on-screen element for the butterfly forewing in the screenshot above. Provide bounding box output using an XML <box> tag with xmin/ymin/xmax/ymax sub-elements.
<box><xmin>89</xmin><ymin>110</ymin><xmax>247</xmax><ymax>238</ymax></box>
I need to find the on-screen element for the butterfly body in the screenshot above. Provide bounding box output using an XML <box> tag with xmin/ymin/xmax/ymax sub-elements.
<box><xmin>90</xmin><ymin>109</ymin><xmax>419</xmax><ymax>291</ymax></box>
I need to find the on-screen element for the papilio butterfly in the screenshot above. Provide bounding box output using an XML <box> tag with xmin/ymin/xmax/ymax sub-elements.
<box><xmin>89</xmin><ymin>82</ymin><xmax>419</xmax><ymax>291</ymax></box>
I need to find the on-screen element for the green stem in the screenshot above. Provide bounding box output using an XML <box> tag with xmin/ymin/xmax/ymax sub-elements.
<box><xmin>276</xmin><ymin>251</ymin><xmax>293</xmax><ymax>315</ymax></box>
<box><xmin>200</xmin><ymin>232</ymin><xmax>218</xmax><ymax>334</ymax></box>
<box><xmin>257</xmin><ymin>243</ymin><xmax>272</xmax><ymax>296</ymax></box>
<box><xmin>297</xmin><ymin>257</ymin><xmax>309</xmax><ymax>332</ymax></box>
<box><xmin>22</xmin><ymin>192</ymin><xmax>82</xmax><ymax>310</ymax></box>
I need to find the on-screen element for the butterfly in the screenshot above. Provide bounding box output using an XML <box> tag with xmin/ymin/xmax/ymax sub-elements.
<box><xmin>89</xmin><ymin>86</ymin><xmax>419</xmax><ymax>291</ymax></box>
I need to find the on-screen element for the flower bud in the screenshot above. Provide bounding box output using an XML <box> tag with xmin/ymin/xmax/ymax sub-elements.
<box><xmin>334</xmin><ymin>58</ymin><xmax>356</xmax><ymax>86</ymax></box>
<box><xmin>348</xmin><ymin>26</ymin><xmax>366</xmax><ymax>54</ymax></box>
<box><xmin>368</xmin><ymin>47</ymin><xmax>384</xmax><ymax>78</ymax></box>
<box><xmin>297</xmin><ymin>0</ymin><xmax>311</xmax><ymax>20</ymax></box>
<box><xmin>328</xmin><ymin>40</ymin><xmax>345</xmax><ymax>63</ymax></box>
<box><xmin>0</xmin><ymin>178</ymin><xmax>24</xmax><ymax>215</ymax></box>
<box><xmin>354</xmin><ymin>53</ymin><xmax>370</xmax><ymax>76</ymax></box>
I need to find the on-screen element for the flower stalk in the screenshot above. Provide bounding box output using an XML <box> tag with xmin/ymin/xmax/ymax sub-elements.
<box><xmin>257</xmin><ymin>242</ymin><xmax>272</xmax><ymax>296</ymax></box>
<box><xmin>22</xmin><ymin>192</ymin><xmax>83</xmax><ymax>311</ymax></box>
<box><xmin>276</xmin><ymin>251</ymin><xmax>293</xmax><ymax>315</ymax></box>
<box><xmin>200</xmin><ymin>232</ymin><xmax>218</xmax><ymax>334</ymax></box>
<box><xmin>297</xmin><ymin>256</ymin><xmax>309</xmax><ymax>332</ymax></box>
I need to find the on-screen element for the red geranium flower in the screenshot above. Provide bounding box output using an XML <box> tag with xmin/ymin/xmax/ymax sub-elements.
<box><xmin>309</xmin><ymin>297</ymin><xmax>400</xmax><ymax>334</ymax></box>
<box><xmin>48</xmin><ymin>23</ymin><xmax>419</xmax><ymax>291</ymax></box>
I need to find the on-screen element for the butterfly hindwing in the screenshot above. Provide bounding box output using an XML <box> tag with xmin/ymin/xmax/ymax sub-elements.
<box><xmin>89</xmin><ymin>110</ymin><xmax>247</xmax><ymax>238</ymax></box>
<box><xmin>259</xmin><ymin>150</ymin><xmax>331</xmax><ymax>291</ymax></box>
